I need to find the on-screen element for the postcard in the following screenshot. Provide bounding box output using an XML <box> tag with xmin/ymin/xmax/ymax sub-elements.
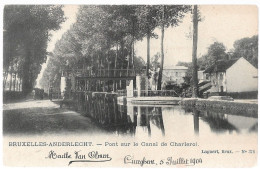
<box><xmin>2</xmin><ymin>2</ymin><xmax>258</xmax><ymax>168</ymax></box>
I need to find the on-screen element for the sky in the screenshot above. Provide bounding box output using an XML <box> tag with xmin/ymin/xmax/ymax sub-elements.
<box><xmin>36</xmin><ymin>5</ymin><xmax>79</xmax><ymax>87</ymax></box>
<box><xmin>135</xmin><ymin>5</ymin><xmax>258</xmax><ymax>65</ymax></box>
<box><xmin>36</xmin><ymin>5</ymin><xmax>258</xmax><ymax>87</ymax></box>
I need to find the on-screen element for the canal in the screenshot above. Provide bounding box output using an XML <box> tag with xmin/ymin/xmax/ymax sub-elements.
<box><xmin>66</xmin><ymin>91</ymin><xmax>258</xmax><ymax>144</ymax></box>
<box><xmin>94</xmin><ymin>103</ymin><xmax>258</xmax><ymax>140</ymax></box>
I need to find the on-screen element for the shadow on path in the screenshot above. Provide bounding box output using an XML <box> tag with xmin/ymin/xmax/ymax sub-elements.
<box><xmin>3</xmin><ymin>100</ymin><xmax>107</xmax><ymax>136</ymax></box>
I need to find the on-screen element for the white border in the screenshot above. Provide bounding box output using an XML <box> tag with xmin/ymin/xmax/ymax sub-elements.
<box><xmin>0</xmin><ymin>1</ymin><xmax>259</xmax><ymax>169</ymax></box>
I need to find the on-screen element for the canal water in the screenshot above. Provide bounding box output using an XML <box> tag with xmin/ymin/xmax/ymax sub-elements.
<box><xmin>94</xmin><ymin>103</ymin><xmax>258</xmax><ymax>141</ymax></box>
<box><xmin>67</xmin><ymin>92</ymin><xmax>257</xmax><ymax>143</ymax></box>
<box><xmin>86</xmin><ymin>102</ymin><xmax>257</xmax><ymax>167</ymax></box>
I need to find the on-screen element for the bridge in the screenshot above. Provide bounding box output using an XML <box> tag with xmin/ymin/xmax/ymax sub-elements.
<box><xmin>61</xmin><ymin>69</ymin><xmax>136</xmax><ymax>80</ymax></box>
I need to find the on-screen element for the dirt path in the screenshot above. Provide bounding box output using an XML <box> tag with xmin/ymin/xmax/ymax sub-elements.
<box><xmin>3</xmin><ymin>100</ymin><xmax>108</xmax><ymax>136</ymax></box>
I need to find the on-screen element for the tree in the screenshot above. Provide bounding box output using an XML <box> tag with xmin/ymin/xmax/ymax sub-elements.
<box><xmin>39</xmin><ymin>5</ymin><xmax>191</xmax><ymax>93</ymax></box>
<box><xmin>232</xmin><ymin>35</ymin><xmax>258</xmax><ymax>67</ymax></box>
<box><xmin>40</xmin><ymin>5</ymin><xmax>146</xmax><ymax>92</ymax></box>
<box><xmin>136</xmin><ymin>6</ymin><xmax>158</xmax><ymax>78</ymax></box>
<box><xmin>196</xmin><ymin>42</ymin><xmax>227</xmax><ymax>69</ymax></box>
<box><xmin>4</xmin><ymin>5</ymin><xmax>65</xmax><ymax>94</ymax></box>
<box><xmin>208</xmin><ymin>42</ymin><xmax>227</xmax><ymax>63</ymax></box>
<box><xmin>155</xmin><ymin>5</ymin><xmax>191</xmax><ymax>90</ymax></box>
<box><xmin>191</xmin><ymin>5</ymin><xmax>199</xmax><ymax>98</ymax></box>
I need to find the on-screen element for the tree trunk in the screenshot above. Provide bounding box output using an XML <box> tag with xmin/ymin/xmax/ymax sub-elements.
<box><xmin>98</xmin><ymin>53</ymin><xmax>101</xmax><ymax>76</ymax></box>
<box><xmin>22</xmin><ymin>48</ymin><xmax>32</xmax><ymax>94</ymax></box>
<box><xmin>9</xmin><ymin>72</ymin><xmax>12</xmax><ymax>91</ymax></box>
<box><xmin>127</xmin><ymin>44</ymin><xmax>131</xmax><ymax>76</ymax></box>
<box><xmin>16</xmin><ymin>77</ymin><xmax>19</xmax><ymax>91</ymax></box>
<box><xmin>132</xmin><ymin>22</ymin><xmax>135</xmax><ymax>71</ymax></box>
<box><xmin>107</xmin><ymin>50</ymin><xmax>110</xmax><ymax>77</ymax></box>
<box><xmin>18</xmin><ymin>78</ymin><xmax>21</xmax><ymax>92</ymax></box>
<box><xmin>120</xmin><ymin>39</ymin><xmax>124</xmax><ymax>89</ymax></box>
<box><xmin>115</xmin><ymin>43</ymin><xmax>118</xmax><ymax>69</ymax></box>
<box><xmin>3</xmin><ymin>70</ymin><xmax>8</xmax><ymax>90</ymax></box>
<box><xmin>13</xmin><ymin>72</ymin><xmax>17</xmax><ymax>91</ymax></box>
<box><xmin>146</xmin><ymin>32</ymin><xmax>150</xmax><ymax>78</ymax></box>
<box><xmin>113</xmin><ymin>43</ymin><xmax>118</xmax><ymax>91</ymax></box>
<box><xmin>131</xmin><ymin>16</ymin><xmax>136</xmax><ymax>72</ymax></box>
<box><xmin>18</xmin><ymin>78</ymin><xmax>21</xmax><ymax>91</ymax></box>
<box><xmin>131</xmin><ymin>33</ymin><xmax>136</xmax><ymax>89</ymax></box>
<box><xmin>120</xmin><ymin>38</ymin><xmax>124</xmax><ymax>66</ymax></box>
<box><xmin>192</xmin><ymin>5</ymin><xmax>199</xmax><ymax>98</ymax></box>
<box><xmin>132</xmin><ymin>40</ymin><xmax>135</xmax><ymax>70</ymax></box>
<box><xmin>157</xmin><ymin>6</ymin><xmax>165</xmax><ymax>90</ymax></box>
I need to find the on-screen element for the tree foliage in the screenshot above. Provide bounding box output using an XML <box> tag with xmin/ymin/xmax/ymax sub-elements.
<box><xmin>232</xmin><ymin>35</ymin><xmax>258</xmax><ymax>67</ymax></box>
<box><xmin>207</xmin><ymin>42</ymin><xmax>227</xmax><ymax>64</ymax></box>
<box><xmin>197</xmin><ymin>35</ymin><xmax>258</xmax><ymax>70</ymax></box>
<box><xmin>40</xmin><ymin>5</ymin><xmax>190</xmax><ymax>92</ymax></box>
<box><xmin>4</xmin><ymin>5</ymin><xmax>65</xmax><ymax>94</ymax></box>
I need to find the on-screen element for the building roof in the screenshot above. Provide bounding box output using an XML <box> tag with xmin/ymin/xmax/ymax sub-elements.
<box><xmin>163</xmin><ymin>65</ymin><xmax>188</xmax><ymax>70</ymax></box>
<box><xmin>204</xmin><ymin>59</ymin><xmax>239</xmax><ymax>73</ymax></box>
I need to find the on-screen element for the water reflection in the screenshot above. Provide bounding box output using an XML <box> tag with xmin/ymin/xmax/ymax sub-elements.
<box><xmin>193</xmin><ymin>109</ymin><xmax>199</xmax><ymax>135</ymax></box>
<box><xmin>98</xmin><ymin>103</ymin><xmax>257</xmax><ymax>138</ymax></box>
<box><xmin>106</xmin><ymin>105</ymin><xmax>165</xmax><ymax>138</ymax></box>
<box><xmin>187</xmin><ymin>107</ymin><xmax>258</xmax><ymax>134</ymax></box>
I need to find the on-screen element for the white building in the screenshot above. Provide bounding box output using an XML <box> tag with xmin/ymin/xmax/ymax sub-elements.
<box><xmin>198</xmin><ymin>70</ymin><xmax>205</xmax><ymax>83</ymax></box>
<box><xmin>162</xmin><ymin>65</ymin><xmax>188</xmax><ymax>86</ymax></box>
<box><xmin>203</xmin><ymin>57</ymin><xmax>258</xmax><ymax>93</ymax></box>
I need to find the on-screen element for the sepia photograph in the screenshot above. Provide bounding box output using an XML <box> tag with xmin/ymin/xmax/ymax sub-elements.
<box><xmin>1</xmin><ymin>1</ymin><xmax>258</xmax><ymax>167</ymax></box>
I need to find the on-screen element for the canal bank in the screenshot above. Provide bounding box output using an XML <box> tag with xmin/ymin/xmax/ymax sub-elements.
<box><xmin>179</xmin><ymin>98</ymin><xmax>258</xmax><ymax>118</ymax></box>
<box><xmin>118</xmin><ymin>96</ymin><xmax>181</xmax><ymax>105</ymax></box>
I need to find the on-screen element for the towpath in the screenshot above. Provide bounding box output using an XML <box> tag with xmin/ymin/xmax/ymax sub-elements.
<box><xmin>3</xmin><ymin>100</ymin><xmax>106</xmax><ymax>136</ymax></box>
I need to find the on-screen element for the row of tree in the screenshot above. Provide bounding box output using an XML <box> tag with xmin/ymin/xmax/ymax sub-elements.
<box><xmin>40</xmin><ymin>5</ymin><xmax>192</xmax><ymax>92</ymax></box>
<box><xmin>3</xmin><ymin>5</ymin><xmax>65</xmax><ymax>94</ymax></box>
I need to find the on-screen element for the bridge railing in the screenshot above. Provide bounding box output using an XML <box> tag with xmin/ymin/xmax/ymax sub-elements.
<box><xmin>62</xmin><ymin>69</ymin><xmax>135</xmax><ymax>78</ymax></box>
<box><xmin>117</xmin><ymin>90</ymin><xmax>180</xmax><ymax>97</ymax></box>
<box><xmin>133</xmin><ymin>90</ymin><xmax>180</xmax><ymax>97</ymax></box>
